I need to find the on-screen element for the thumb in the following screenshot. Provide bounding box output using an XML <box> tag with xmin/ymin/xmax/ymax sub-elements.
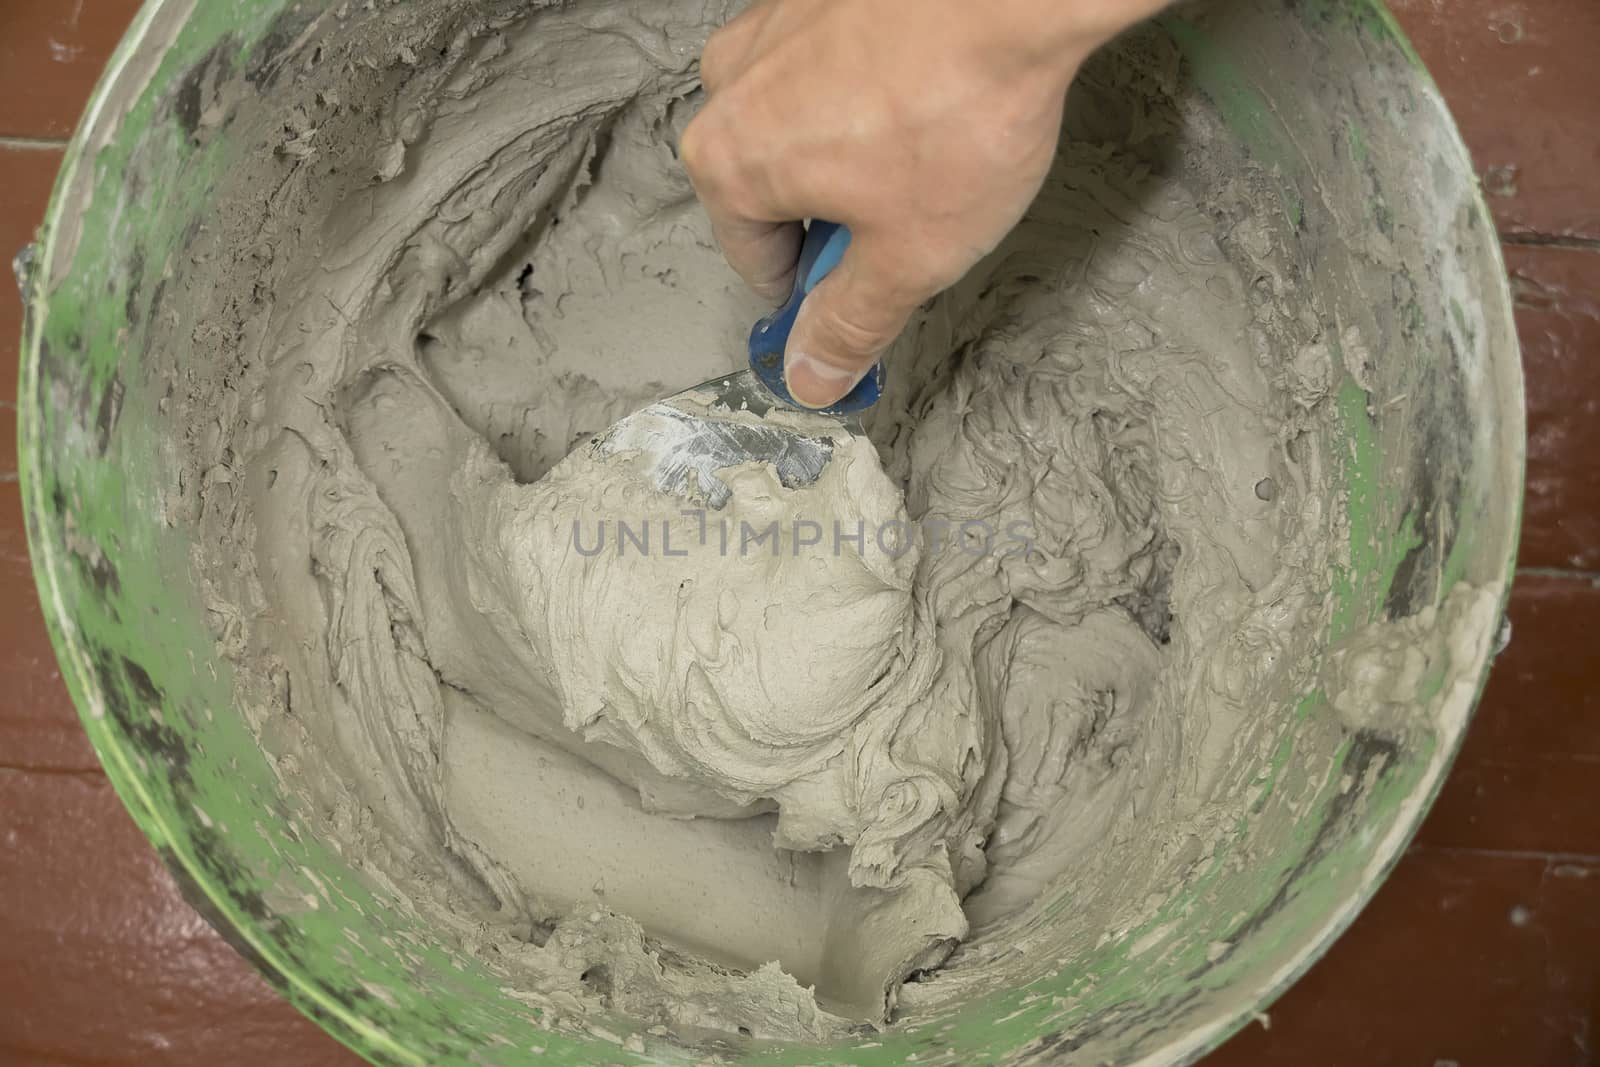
<box><xmin>783</xmin><ymin>242</ymin><xmax>924</xmax><ymax>409</ymax></box>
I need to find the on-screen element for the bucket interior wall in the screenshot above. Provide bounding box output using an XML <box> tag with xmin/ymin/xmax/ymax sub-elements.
<box><xmin>19</xmin><ymin>0</ymin><xmax>1522</xmax><ymax>1064</ymax></box>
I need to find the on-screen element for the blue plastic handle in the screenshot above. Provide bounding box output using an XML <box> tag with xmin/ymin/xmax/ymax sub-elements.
<box><xmin>747</xmin><ymin>220</ymin><xmax>884</xmax><ymax>415</ymax></box>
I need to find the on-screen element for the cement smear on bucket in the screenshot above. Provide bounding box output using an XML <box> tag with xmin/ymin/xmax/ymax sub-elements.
<box><xmin>159</xmin><ymin>0</ymin><xmax>1441</xmax><ymax>1042</ymax></box>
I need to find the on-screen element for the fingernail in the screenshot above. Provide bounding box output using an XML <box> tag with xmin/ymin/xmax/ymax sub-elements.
<box><xmin>784</xmin><ymin>350</ymin><xmax>866</xmax><ymax>409</ymax></box>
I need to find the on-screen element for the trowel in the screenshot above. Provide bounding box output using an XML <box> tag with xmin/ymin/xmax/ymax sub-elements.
<box><xmin>586</xmin><ymin>220</ymin><xmax>884</xmax><ymax>509</ymax></box>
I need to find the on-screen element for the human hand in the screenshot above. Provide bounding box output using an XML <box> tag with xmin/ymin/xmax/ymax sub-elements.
<box><xmin>682</xmin><ymin>0</ymin><xmax>1166</xmax><ymax>408</ymax></box>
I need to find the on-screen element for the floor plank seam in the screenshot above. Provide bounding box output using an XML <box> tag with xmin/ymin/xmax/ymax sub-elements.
<box><xmin>1516</xmin><ymin>566</ymin><xmax>1600</xmax><ymax>583</ymax></box>
<box><xmin>0</xmin><ymin>763</ymin><xmax>107</xmax><ymax>780</ymax></box>
<box><xmin>1500</xmin><ymin>231</ymin><xmax>1600</xmax><ymax>252</ymax></box>
<box><xmin>1412</xmin><ymin>843</ymin><xmax>1600</xmax><ymax>866</ymax></box>
<box><xmin>0</xmin><ymin>135</ymin><xmax>69</xmax><ymax>150</ymax></box>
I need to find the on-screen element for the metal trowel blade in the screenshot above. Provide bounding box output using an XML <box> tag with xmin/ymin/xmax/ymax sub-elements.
<box><xmin>586</xmin><ymin>370</ymin><xmax>865</xmax><ymax>511</ymax></box>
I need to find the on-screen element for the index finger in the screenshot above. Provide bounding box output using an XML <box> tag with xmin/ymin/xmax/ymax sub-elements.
<box><xmin>704</xmin><ymin>206</ymin><xmax>803</xmax><ymax>303</ymax></box>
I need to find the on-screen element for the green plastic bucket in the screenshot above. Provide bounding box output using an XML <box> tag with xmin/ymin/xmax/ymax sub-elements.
<box><xmin>17</xmin><ymin>0</ymin><xmax>1523</xmax><ymax>1063</ymax></box>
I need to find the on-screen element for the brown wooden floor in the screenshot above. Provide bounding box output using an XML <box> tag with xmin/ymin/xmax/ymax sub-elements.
<box><xmin>2</xmin><ymin>0</ymin><xmax>1596</xmax><ymax>1063</ymax></box>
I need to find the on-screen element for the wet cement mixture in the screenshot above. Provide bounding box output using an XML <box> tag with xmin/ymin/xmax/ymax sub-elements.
<box><xmin>148</xmin><ymin>0</ymin><xmax>1473</xmax><ymax>1044</ymax></box>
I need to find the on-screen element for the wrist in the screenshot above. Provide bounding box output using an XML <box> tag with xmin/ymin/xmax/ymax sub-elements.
<box><xmin>991</xmin><ymin>0</ymin><xmax>1164</xmax><ymax>79</ymax></box>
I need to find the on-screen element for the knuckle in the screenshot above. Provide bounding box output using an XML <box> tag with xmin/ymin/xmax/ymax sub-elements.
<box><xmin>817</xmin><ymin>299</ymin><xmax>902</xmax><ymax>357</ymax></box>
<box><xmin>917</xmin><ymin>257</ymin><xmax>968</xmax><ymax>296</ymax></box>
<box><xmin>698</xmin><ymin>34</ymin><xmax>733</xmax><ymax>90</ymax></box>
<box><xmin>677</xmin><ymin>114</ymin><xmax>722</xmax><ymax>183</ymax></box>
<box><xmin>892</xmin><ymin>238</ymin><xmax>978</xmax><ymax>297</ymax></box>
<box><xmin>680</xmin><ymin>108</ymin><xmax>762</xmax><ymax>209</ymax></box>
<box><xmin>744</xmin><ymin>255</ymin><xmax>794</xmax><ymax>297</ymax></box>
